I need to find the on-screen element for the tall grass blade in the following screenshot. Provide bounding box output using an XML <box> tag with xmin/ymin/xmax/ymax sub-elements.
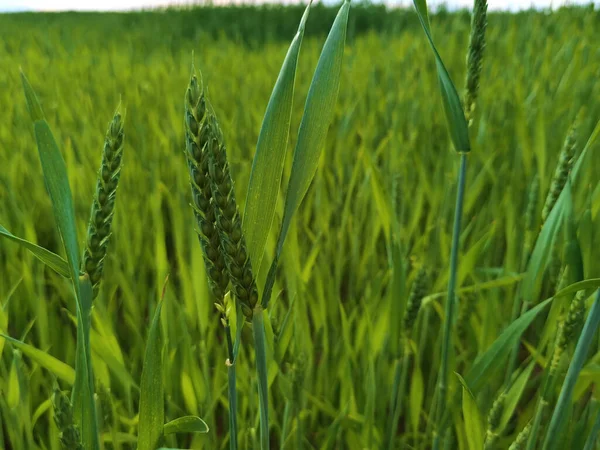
<box><xmin>243</xmin><ymin>2</ymin><xmax>311</xmax><ymax>273</ymax></box>
<box><xmin>261</xmin><ymin>0</ymin><xmax>350</xmax><ymax>309</ymax></box>
<box><xmin>542</xmin><ymin>289</ymin><xmax>600</xmax><ymax>450</ymax></box>
<box><xmin>412</xmin><ymin>0</ymin><xmax>470</xmax><ymax>153</ymax></box>
<box><xmin>21</xmin><ymin>72</ymin><xmax>98</xmax><ymax>450</ymax></box>
<box><xmin>138</xmin><ymin>284</ymin><xmax>167</xmax><ymax>450</ymax></box>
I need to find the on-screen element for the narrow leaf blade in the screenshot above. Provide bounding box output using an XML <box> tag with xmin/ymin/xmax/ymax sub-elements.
<box><xmin>163</xmin><ymin>416</ymin><xmax>209</xmax><ymax>435</ymax></box>
<box><xmin>0</xmin><ymin>334</ymin><xmax>75</xmax><ymax>384</ymax></box>
<box><xmin>277</xmin><ymin>0</ymin><xmax>350</xmax><ymax>253</ymax></box>
<box><xmin>0</xmin><ymin>225</ymin><xmax>70</xmax><ymax>278</ymax></box>
<box><xmin>138</xmin><ymin>297</ymin><xmax>165</xmax><ymax>450</ymax></box>
<box><xmin>243</xmin><ymin>3</ymin><xmax>311</xmax><ymax>274</ymax></box>
<box><xmin>412</xmin><ymin>0</ymin><xmax>470</xmax><ymax>152</ymax></box>
<box><xmin>465</xmin><ymin>296</ymin><xmax>554</xmax><ymax>393</ymax></box>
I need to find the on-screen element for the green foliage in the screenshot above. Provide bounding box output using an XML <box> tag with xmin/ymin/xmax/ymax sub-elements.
<box><xmin>0</xmin><ymin>4</ymin><xmax>599</xmax><ymax>450</ymax></box>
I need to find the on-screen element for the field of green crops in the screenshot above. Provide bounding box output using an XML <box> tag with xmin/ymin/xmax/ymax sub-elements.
<box><xmin>1</xmin><ymin>3</ymin><xmax>600</xmax><ymax>450</ymax></box>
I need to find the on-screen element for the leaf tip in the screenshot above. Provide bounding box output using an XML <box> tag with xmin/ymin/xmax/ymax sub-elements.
<box><xmin>20</xmin><ymin>71</ymin><xmax>45</xmax><ymax>123</ymax></box>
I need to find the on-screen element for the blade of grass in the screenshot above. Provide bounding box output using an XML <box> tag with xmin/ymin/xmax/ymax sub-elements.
<box><xmin>261</xmin><ymin>0</ymin><xmax>350</xmax><ymax>310</ymax></box>
<box><xmin>0</xmin><ymin>334</ymin><xmax>75</xmax><ymax>384</ymax></box>
<box><xmin>163</xmin><ymin>416</ymin><xmax>209</xmax><ymax>434</ymax></box>
<box><xmin>542</xmin><ymin>289</ymin><xmax>600</xmax><ymax>450</ymax></box>
<box><xmin>0</xmin><ymin>225</ymin><xmax>70</xmax><ymax>278</ymax></box>
<box><xmin>138</xmin><ymin>279</ymin><xmax>168</xmax><ymax>450</ymax></box>
<box><xmin>243</xmin><ymin>2</ymin><xmax>311</xmax><ymax>274</ymax></box>
<box><xmin>412</xmin><ymin>0</ymin><xmax>470</xmax><ymax>153</ymax></box>
<box><xmin>21</xmin><ymin>72</ymin><xmax>99</xmax><ymax>450</ymax></box>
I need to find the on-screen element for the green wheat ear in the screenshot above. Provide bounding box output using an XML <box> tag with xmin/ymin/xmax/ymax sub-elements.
<box><xmin>403</xmin><ymin>266</ymin><xmax>428</xmax><ymax>334</ymax></box>
<box><xmin>483</xmin><ymin>392</ymin><xmax>505</xmax><ymax>449</ymax></box>
<box><xmin>205</xmin><ymin>111</ymin><xmax>259</xmax><ymax>320</ymax></box>
<box><xmin>82</xmin><ymin>108</ymin><xmax>125</xmax><ymax>300</ymax></box>
<box><xmin>184</xmin><ymin>72</ymin><xmax>230</xmax><ymax>310</ymax></box>
<box><xmin>52</xmin><ymin>387</ymin><xmax>84</xmax><ymax>450</ymax></box>
<box><xmin>464</xmin><ymin>0</ymin><xmax>488</xmax><ymax>125</ymax></box>
<box><xmin>541</xmin><ymin>123</ymin><xmax>577</xmax><ymax>224</ymax></box>
<box><xmin>509</xmin><ymin>421</ymin><xmax>532</xmax><ymax>450</ymax></box>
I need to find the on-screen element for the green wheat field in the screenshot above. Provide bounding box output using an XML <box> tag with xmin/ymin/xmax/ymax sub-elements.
<box><xmin>0</xmin><ymin>2</ymin><xmax>599</xmax><ymax>450</ymax></box>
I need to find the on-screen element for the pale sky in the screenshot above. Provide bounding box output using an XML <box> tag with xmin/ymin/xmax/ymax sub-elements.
<box><xmin>0</xmin><ymin>0</ymin><xmax>595</xmax><ymax>12</ymax></box>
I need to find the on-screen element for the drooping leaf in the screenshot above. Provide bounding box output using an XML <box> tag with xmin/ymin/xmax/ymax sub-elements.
<box><xmin>243</xmin><ymin>2</ymin><xmax>311</xmax><ymax>274</ymax></box>
<box><xmin>0</xmin><ymin>333</ymin><xmax>75</xmax><ymax>384</ymax></box>
<box><xmin>163</xmin><ymin>416</ymin><xmax>209</xmax><ymax>435</ymax></box>
<box><xmin>554</xmin><ymin>279</ymin><xmax>600</xmax><ymax>299</ymax></box>
<box><xmin>0</xmin><ymin>225</ymin><xmax>70</xmax><ymax>278</ymax></box>
<box><xmin>138</xmin><ymin>293</ymin><xmax>166</xmax><ymax>450</ymax></box>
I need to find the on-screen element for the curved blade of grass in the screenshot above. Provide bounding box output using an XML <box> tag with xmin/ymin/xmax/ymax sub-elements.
<box><xmin>0</xmin><ymin>333</ymin><xmax>75</xmax><ymax>384</ymax></box>
<box><xmin>412</xmin><ymin>0</ymin><xmax>470</xmax><ymax>153</ymax></box>
<box><xmin>0</xmin><ymin>225</ymin><xmax>70</xmax><ymax>278</ymax></box>
<box><xmin>455</xmin><ymin>373</ymin><xmax>485</xmax><ymax>450</ymax></box>
<box><xmin>138</xmin><ymin>284</ymin><xmax>166</xmax><ymax>450</ymax></box>
<box><xmin>163</xmin><ymin>416</ymin><xmax>209</xmax><ymax>435</ymax></box>
<box><xmin>243</xmin><ymin>2</ymin><xmax>311</xmax><ymax>274</ymax></box>
<box><xmin>261</xmin><ymin>0</ymin><xmax>350</xmax><ymax>310</ymax></box>
<box><xmin>542</xmin><ymin>289</ymin><xmax>600</xmax><ymax>450</ymax></box>
<box><xmin>465</xmin><ymin>296</ymin><xmax>554</xmax><ymax>394</ymax></box>
<box><xmin>554</xmin><ymin>279</ymin><xmax>600</xmax><ymax>299</ymax></box>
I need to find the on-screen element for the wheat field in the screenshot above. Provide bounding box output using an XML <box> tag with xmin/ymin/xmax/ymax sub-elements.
<box><xmin>0</xmin><ymin>3</ymin><xmax>600</xmax><ymax>450</ymax></box>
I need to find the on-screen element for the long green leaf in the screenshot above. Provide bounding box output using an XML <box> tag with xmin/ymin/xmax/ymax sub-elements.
<box><xmin>138</xmin><ymin>294</ymin><xmax>166</xmax><ymax>450</ymax></box>
<box><xmin>262</xmin><ymin>0</ymin><xmax>350</xmax><ymax>309</ymax></box>
<box><xmin>465</xmin><ymin>296</ymin><xmax>554</xmax><ymax>393</ymax></box>
<box><xmin>542</xmin><ymin>289</ymin><xmax>600</xmax><ymax>450</ymax></box>
<box><xmin>554</xmin><ymin>279</ymin><xmax>600</xmax><ymax>299</ymax></box>
<box><xmin>0</xmin><ymin>334</ymin><xmax>75</xmax><ymax>384</ymax></box>
<box><xmin>163</xmin><ymin>416</ymin><xmax>209</xmax><ymax>435</ymax></box>
<box><xmin>243</xmin><ymin>2</ymin><xmax>311</xmax><ymax>274</ymax></box>
<box><xmin>21</xmin><ymin>73</ymin><xmax>81</xmax><ymax>285</ymax></box>
<box><xmin>0</xmin><ymin>225</ymin><xmax>70</xmax><ymax>278</ymax></box>
<box><xmin>455</xmin><ymin>373</ymin><xmax>485</xmax><ymax>450</ymax></box>
<box><xmin>412</xmin><ymin>0</ymin><xmax>470</xmax><ymax>153</ymax></box>
<box><xmin>22</xmin><ymin>73</ymin><xmax>98</xmax><ymax>450</ymax></box>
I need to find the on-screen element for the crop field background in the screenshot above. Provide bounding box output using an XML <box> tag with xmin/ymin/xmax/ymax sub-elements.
<box><xmin>0</xmin><ymin>3</ymin><xmax>600</xmax><ymax>450</ymax></box>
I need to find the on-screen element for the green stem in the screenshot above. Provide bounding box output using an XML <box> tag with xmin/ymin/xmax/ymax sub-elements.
<box><xmin>387</xmin><ymin>341</ymin><xmax>411</xmax><ymax>450</ymax></box>
<box><xmin>583</xmin><ymin>406</ymin><xmax>600</xmax><ymax>450</ymax></box>
<box><xmin>433</xmin><ymin>153</ymin><xmax>468</xmax><ymax>450</ymax></box>
<box><xmin>224</xmin><ymin>325</ymin><xmax>238</xmax><ymax>450</ymax></box>
<box><xmin>253</xmin><ymin>307</ymin><xmax>270</xmax><ymax>450</ymax></box>
<box><xmin>542</xmin><ymin>289</ymin><xmax>600</xmax><ymax>450</ymax></box>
